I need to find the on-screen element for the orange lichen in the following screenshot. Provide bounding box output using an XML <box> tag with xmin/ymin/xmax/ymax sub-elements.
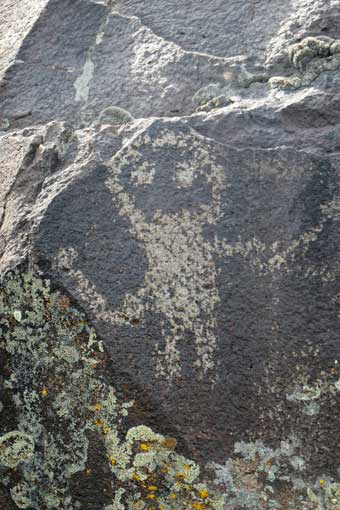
<box><xmin>162</xmin><ymin>436</ymin><xmax>177</xmax><ymax>451</ymax></box>
<box><xmin>199</xmin><ymin>490</ymin><xmax>209</xmax><ymax>500</ymax></box>
<box><xmin>58</xmin><ymin>296</ymin><xmax>71</xmax><ymax>308</ymax></box>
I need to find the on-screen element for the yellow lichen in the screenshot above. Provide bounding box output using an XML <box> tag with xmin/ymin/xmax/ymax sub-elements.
<box><xmin>199</xmin><ymin>490</ymin><xmax>209</xmax><ymax>500</ymax></box>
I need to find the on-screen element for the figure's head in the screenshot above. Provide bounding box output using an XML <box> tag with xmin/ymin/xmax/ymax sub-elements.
<box><xmin>109</xmin><ymin>122</ymin><xmax>226</xmax><ymax>222</ymax></box>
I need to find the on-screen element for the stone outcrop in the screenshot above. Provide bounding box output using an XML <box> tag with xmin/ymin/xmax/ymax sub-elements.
<box><xmin>1</xmin><ymin>1</ymin><xmax>340</xmax><ymax>509</ymax></box>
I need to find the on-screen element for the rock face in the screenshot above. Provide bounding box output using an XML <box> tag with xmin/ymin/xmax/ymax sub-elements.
<box><xmin>2</xmin><ymin>1</ymin><xmax>340</xmax><ymax>509</ymax></box>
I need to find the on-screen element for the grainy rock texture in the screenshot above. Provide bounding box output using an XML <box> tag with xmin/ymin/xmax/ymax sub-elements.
<box><xmin>2</xmin><ymin>1</ymin><xmax>340</xmax><ymax>509</ymax></box>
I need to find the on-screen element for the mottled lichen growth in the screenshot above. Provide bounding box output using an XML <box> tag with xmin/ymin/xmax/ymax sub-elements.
<box><xmin>307</xmin><ymin>482</ymin><xmax>340</xmax><ymax>510</ymax></box>
<box><xmin>0</xmin><ymin>431</ymin><xmax>34</xmax><ymax>469</ymax></box>
<box><xmin>288</xmin><ymin>37</ymin><xmax>340</xmax><ymax>72</ymax></box>
<box><xmin>0</xmin><ymin>271</ymin><xmax>224</xmax><ymax>509</ymax></box>
<box><xmin>269</xmin><ymin>36</ymin><xmax>340</xmax><ymax>91</ymax></box>
<box><xmin>0</xmin><ymin>117</ymin><xmax>10</xmax><ymax>131</ymax></box>
<box><xmin>209</xmin><ymin>437</ymin><xmax>340</xmax><ymax>510</ymax></box>
<box><xmin>0</xmin><ymin>271</ymin><xmax>225</xmax><ymax>509</ymax></box>
<box><xmin>236</xmin><ymin>68</ymin><xmax>269</xmax><ymax>89</ymax></box>
<box><xmin>102</xmin><ymin>425</ymin><xmax>225</xmax><ymax>510</ymax></box>
<box><xmin>211</xmin><ymin>437</ymin><xmax>307</xmax><ymax>510</ymax></box>
<box><xmin>1</xmin><ymin>271</ymin><xmax>340</xmax><ymax>510</ymax></box>
<box><xmin>0</xmin><ymin>270</ymin><xmax>128</xmax><ymax>509</ymax></box>
<box><xmin>268</xmin><ymin>348</ymin><xmax>340</xmax><ymax>418</ymax></box>
<box><xmin>192</xmin><ymin>84</ymin><xmax>232</xmax><ymax>113</ymax></box>
<box><xmin>99</xmin><ymin>107</ymin><xmax>134</xmax><ymax>126</ymax></box>
<box><xmin>286</xmin><ymin>365</ymin><xmax>340</xmax><ymax>417</ymax></box>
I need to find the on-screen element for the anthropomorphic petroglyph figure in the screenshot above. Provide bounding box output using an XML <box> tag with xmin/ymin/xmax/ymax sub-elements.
<box><xmin>106</xmin><ymin>127</ymin><xmax>226</xmax><ymax>380</ymax></box>
<box><xmin>52</xmin><ymin>126</ymin><xmax>338</xmax><ymax>384</ymax></box>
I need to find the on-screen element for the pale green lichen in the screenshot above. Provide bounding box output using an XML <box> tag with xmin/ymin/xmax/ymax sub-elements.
<box><xmin>288</xmin><ymin>36</ymin><xmax>336</xmax><ymax>71</ymax></box>
<box><xmin>287</xmin><ymin>384</ymin><xmax>322</xmax><ymax>402</ymax></box>
<box><xmin>209</xmin><ymin>436</ymin><xmax>331</xmax><ymax>510</ymax></box>
<box><xmin>268</xmin><ymin>75</ymin><xmax>302</xmax><ymax>90</ymax></box>
<box><xmin>303</xmin><ymin>401</ymin><xmax>321</xmax><ymax>416</ymax></box>
<box><xmin>192</xmin><ymin>84</ymin><xmax>232</xmax><ymax>113</ymax></box>
<box><xmin>285</xmin><ymin>363</ymin><xmax>340</xmax><ymax>416</ymax></box>
<box><xmin>0</xmin><ymin>270</ymin><xmax>127</xmax><ymax>509</ymax></box>
<box><xmin>103</xmin><ymin>425</ymin><xmax>224</xmax><ymax>510</ymax></box>
<box><xmin>308</xmin><ymin>481</ymin><xmax>340</xmax><ymax>510</ymax></box>
<box><xmin>197</xmin><ymin>95</ymin><xmax>231</xmax><ymax>113</ymax></box>
<box><xmin>0</xmin><ymin>271</ymin><xmax>215</xmax><ymax>510</ymax></box>
<box><xmin>0</xmin><ymin>117</ymin><xmax>10</xmax><ymax>131</ymax></box>
<box><xmin>1</xmin><ymin>270</ymin><xmax>340</xmax><ymax>510</ymax></box>
<box><xmin>236</xmin><ymin>67</ymin><xmax>269</xmax><ymax>88</ymax></box>
<box><xmin>192</xmin><ymin>69</ymin><xmax>268</xmax><ymax>113</ymax></box>
<box><xmin>270</xmin><ymin>36</ymin><xmax>340</xmax><ymax>91</ymax></box>
<box><xmin>99</xmin><ymin>106</ymin><xmax>134</xmax><ymax>126</ymax></box>
<box><xmin>10</xmin><ymin>481</ymin><xmax>32</xmax><ymax>509</ymax></box>
<box><xmin>0</xmin><ymin>430</ymin><xmax>34</xmax><ymax>469</ymax></box>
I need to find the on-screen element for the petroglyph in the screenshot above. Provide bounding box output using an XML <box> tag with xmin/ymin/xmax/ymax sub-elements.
<box><xmin>106</xmin><ymin>127</ymin><xmax>225</xmax><ymax>380</ymax></box>
<box><xmin>50</xmin><ymin>129</ymin><xmax>340</xmax><ymax>384</ymax></box>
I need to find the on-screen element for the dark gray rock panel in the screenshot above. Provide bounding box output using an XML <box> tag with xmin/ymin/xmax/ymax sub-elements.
<box><xmin>2</xmin><ymin>1</ymin><xmax>340</xmax><ymax>509</ymax></box>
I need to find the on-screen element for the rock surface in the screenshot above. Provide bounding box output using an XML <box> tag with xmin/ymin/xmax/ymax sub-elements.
<box><xmin>2</xmin><ymin>1</ymin><xmax>340</xmax><ymax>509</ymax></box>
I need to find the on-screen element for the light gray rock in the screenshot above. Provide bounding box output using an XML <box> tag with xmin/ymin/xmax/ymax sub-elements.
<box><xmin>0</xmin><ymin>0</ymin><xmax>48</xmax><ymax>80</ymax></box>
